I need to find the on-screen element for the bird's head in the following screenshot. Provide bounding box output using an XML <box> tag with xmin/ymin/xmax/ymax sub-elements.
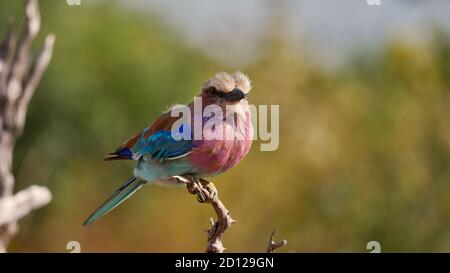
<box><xmin>201</xmin><ymin>72</ymin><xmax>251</xmax><ymax>104</ymax></box>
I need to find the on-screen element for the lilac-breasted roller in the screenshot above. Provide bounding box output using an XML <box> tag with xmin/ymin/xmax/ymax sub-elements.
<box><xmin>84</xmin><ymin>72</ymin><xmax>253</xmax><ymax>225</ymax></box>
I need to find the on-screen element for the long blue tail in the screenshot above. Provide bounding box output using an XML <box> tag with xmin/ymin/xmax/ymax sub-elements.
<box><xmin>84</xmin><ymin>177</ymin><xmax>144</xmax><ymax>226</ymax></box>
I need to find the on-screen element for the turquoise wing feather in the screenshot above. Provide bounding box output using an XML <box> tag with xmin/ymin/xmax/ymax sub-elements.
<box><xmin>83</xmin><ymin>177</ymin><xmax>144</xmax><ymax>226</ymax></box>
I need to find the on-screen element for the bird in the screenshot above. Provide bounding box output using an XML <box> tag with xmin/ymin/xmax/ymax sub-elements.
<box><xmin>84</xmin><ymin>72</ymin><xmax>253</xmax><ymax>226</ymax></box>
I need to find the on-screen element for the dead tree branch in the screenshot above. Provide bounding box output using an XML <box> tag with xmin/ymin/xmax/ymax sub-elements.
<box><xmin>0</xmin><ymin>0</ymin><xmax>54</xmax><ymax>252</ymax></box>
<box><xmin>266</xmin><ymin>230</ymin><xmax>287</xmax><ymax>253</ymax></box>
<box><xmin>174</xmin><ymin>175</ymin><xmax>287</xmax><ymax>253</ymax></box>
<box><xmin>0</xmin><ymin>185</ymin><xmax>51</xmax><ymax>226</ymax></box>
<box><xmin>175</xmin><ymin>175</ymin><xmax>236</xmax><ymax>253</ymax></box>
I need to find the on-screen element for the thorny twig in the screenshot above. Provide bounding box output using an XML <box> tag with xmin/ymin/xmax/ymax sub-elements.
<box><xmin>174</xmin><ymin>175</ymin><xmax>287</xmax><ymax>253</ymax></box>
<box><xmin>266</xmin><ymin>230</ymin><xmax>287</xmax><ymax>253</ymax></box>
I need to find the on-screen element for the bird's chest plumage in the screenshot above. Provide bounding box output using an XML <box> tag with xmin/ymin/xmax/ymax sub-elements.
<box><xmin>188</xmin><ymin>104</ymin><xmax>253</xmax><ymax>176</ymax></box>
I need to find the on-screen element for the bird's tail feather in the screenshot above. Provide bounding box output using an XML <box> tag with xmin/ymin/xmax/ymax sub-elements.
<box><xmin>84</xmin><ymin>177</ymin><xmax>144</xmax><ymax>226</ymax></box>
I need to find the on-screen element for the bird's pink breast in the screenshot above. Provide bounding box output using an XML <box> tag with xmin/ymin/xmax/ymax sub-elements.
<box><xmin>187</xmin><ymin>107</ymin><xmax>253</xmax><ymax>176</ymax></box>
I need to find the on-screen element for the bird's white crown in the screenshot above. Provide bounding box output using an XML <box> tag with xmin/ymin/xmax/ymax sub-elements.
<box><xmin>203</xmin><ymin>71</ymin><xmax>252</xmax><ymax>94</ymax></box>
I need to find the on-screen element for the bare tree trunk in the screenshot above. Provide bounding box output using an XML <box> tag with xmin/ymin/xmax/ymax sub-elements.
<box><xmin>0</xmin><ymin>0</ymin><xmax>54</xmax><ymax>252</ymax></box>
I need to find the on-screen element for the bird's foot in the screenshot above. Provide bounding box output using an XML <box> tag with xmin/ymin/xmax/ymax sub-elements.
<box><xmin>185</xmin><ymin>176</ymin><xmax>218</xmax><ymax>203</ymax></box>
<box><xmin>172</xmin><ymin>175</ymin><xmax>189</xmax><ymax>185</ymax></box>
<box><xmin>199</xmin><ymin>178</ymin><xmax>218</xmax><ymax>200</ymax></box>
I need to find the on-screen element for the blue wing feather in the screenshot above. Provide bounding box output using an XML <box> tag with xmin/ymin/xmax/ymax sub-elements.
<box><xmin>130</xmin><ymin>125</ymin><xmax>192</xmax><ymax>161</ymax></box>
<box><xmin>113</xmin><ymin>147</ymin><xmax>133</xmax><ymax>159</ymax></box>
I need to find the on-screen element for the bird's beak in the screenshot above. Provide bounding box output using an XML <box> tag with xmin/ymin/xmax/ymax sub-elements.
<box><xmin>226</xmin><ymin>88</ymin><xmax>245</xmax><ymax>101</ymax></box>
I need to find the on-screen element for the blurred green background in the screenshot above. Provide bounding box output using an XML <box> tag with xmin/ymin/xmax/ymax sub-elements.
<box><xmin>1</xmin><ymin>0</ymin><xmax>450</xmax><ymax>252</ymax></box>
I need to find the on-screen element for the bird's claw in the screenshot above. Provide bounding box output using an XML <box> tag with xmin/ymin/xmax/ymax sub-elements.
<box><xmin>196</xmin><ymin>190</ymin><xmax>208</xmax><ymax>203</ymax></box>
<box><xmin>200</xmin><ymin>178</ymin><xmax>218</xmax><ymax>200</ymax></box>
<box><xmin>185</xmin><ymin>176</ymin><xmax>218</xmax><ymax>203</ymax></box>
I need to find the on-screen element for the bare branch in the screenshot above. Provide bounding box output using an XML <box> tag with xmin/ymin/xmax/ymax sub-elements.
<box><xmin>266</xmin><ymin>230</ymin><xmax>287</xmax><ymax>253</ymax></box>
<box><xmin>0</xmin><ymin>185</ymin><xmax>51</xmax><ymax>226</ymax></box>
<box><xmin>205</xmin><ymin>192</ymin><xmax>236</xmax><ymax>253</ymax></box>
<box><xmin>175</xmin><ymin>175</ymin><xmax>287</xmax><ymax>253</ymax></box>
<box><xmin>0</xmin><ymin>18</ymin><xmax>17</xmax><ymax>98</ymax></box>
<box><xmin>0</xmin><ymin>0</ymin><xmax>54</xmax><ymax>252</ymax></box>
<box><xmin>7</xmin><ymin>0</ymin><xmax>41</xmax><ymax>103</ymax></box>
<box><xmin>15</xmin><ymin>34</ymin><xmax>55</xmax><ymax>132</ymax></box>
<box><xmin>175</xmin><ymin>175</ymin><xmax>236</xmax><ymax>253</ymax></box>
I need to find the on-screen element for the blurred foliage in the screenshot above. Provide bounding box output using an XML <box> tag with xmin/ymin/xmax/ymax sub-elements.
<box><xmin>1</xmin><ymin>1</ymin><xmax>449</xmax><ymax>252</ymax></box>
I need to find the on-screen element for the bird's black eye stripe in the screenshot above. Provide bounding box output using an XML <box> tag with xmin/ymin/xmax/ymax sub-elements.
<box><xmin>206</xmin><ymin>87</ymin><xmax>227</xmax><ymax>98</ymax></box>
<box><xmin>206</xmin><ymin>86</ymin><xmax>248</xmax><ymax>99</ymax></box>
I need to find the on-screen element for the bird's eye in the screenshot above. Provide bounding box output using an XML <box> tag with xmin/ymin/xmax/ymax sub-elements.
<box><xmin>207</xmin><ymin>87</ymin><xmax>218</xmax><ymax>94</ymax></box>
<box><xmin>206</xmin><ymin>87</ymin><xmax>227</xmax><ymax>98</ymax></box>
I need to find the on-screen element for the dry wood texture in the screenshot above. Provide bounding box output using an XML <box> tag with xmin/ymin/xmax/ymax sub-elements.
<box><xmin>0</xmin><ymin>0</ymin><xmax>54</xmax><ymax>252</ymax></box>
